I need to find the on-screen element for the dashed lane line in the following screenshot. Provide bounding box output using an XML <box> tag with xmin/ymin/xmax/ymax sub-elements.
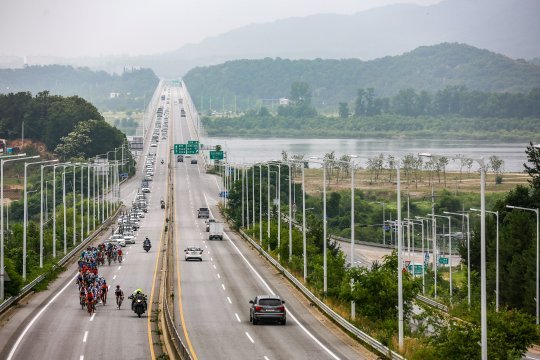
<box><xmin>235</xmin><ymin>313</ymin><xmax>241</xmax><ymax>323</ymax></box>
<box><xmin>221</xmin><ymin>284</ymin><xmax>226</xmax><ymax>291</ymax></box>
<box><xmin>83</xmin><ymin>331</ymin><xmax>88</xmax><ymax>343</ymax></box>
<box><xmin>227</xmin><ymin>297</ymin><xmax>232</xmax><ymax>304</ymax></box>
<box><xmin>245</xmin><ymin>332</ymin><xmax>255</xmax><ymax>344</ymax></box>
<box><xmin>217</xmin><ymin>273</ymin><xmax>221</xmax><ymax>279</ymax></box>
<box><xmin>90</xmin><ymin>313</ymin><xmax>96</xmax><ymax>322</ymax></box>
<box><xmin>6</xmin><ymin>273</ymin><xmax>78</xmax><ymax>360</ymax></box>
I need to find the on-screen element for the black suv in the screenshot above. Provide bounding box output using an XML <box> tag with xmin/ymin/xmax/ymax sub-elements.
<box><xmin>249</xmin><ymin>295</ymin><xmax>286</xmax><ymax>325</ymax></box>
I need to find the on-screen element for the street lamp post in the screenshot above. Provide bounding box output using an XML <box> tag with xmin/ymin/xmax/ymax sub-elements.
<box><xmin>472</xmin><ymin>208</ymin><xmax>499</xmax><ymax>310</ymax></box>
<box><xmin>1</xmin><ymin>154</ymin><xmax>35</xmax><ymax>300</ymax></box>
<box><xmin>39</xmin><ymin>161</ymin><xmax>59</xmax><ymax>268</ymax></box>
<box><xmin>23</xmin><ymin>159</ymin><xmax>56</xmax><ymax>279</ymax></box>
<box><xmin>445</xmin><ymin>211</ymin><xmax>471</xmax><ymax>306</ymax></box>
<box><xmin>433</xmin><ymin>214</ymin><xmax>452</xmax><ymax>303</ymax></box>
<box><xmin>396</xmin><ymin>159</ymin><xmax>404</xmax><ymax>351</ymax></box>
<box><xmin>506</xmin><ymin>204</ymin><xmax>539</xmax><ymax>324</ymax></box>
<box><xmin>421</xmin><ymin>152</ymin><xmax>487</xmax><ymax>359</ymax></box>
<box><xmin>376</xmin><ymin>201</ymin><xmax>386</xmax><ymax>245</ymax></box>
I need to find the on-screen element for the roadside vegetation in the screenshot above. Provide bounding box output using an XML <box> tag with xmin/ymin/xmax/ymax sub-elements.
<box><xmin>222</xmin><ymin>143</ymin><xmax>540</xmax><ymax>358</ymax></box>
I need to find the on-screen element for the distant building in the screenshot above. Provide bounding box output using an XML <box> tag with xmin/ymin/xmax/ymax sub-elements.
<box><xmin>279</xmin><ymin>98</ymin><xmax>289</xmax><ymax>106</ymax></box>
<box><xmin>110</xmin><ymin>92</ymin><xmax>120</xmax><ymax>99</ymax></box>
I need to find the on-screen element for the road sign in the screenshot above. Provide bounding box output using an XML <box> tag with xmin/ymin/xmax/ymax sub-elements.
<box><xmin>188</xmin><ymin>140</ymin><xmax>199</xmax><ymax>147</ymax></box>
<box><xmin>187</xmin><ymin>145</ymin><xmax>199</xmax><ymax>154</ymax></box>
<box><xmin>174</xmin><ymin>144</ymin><xmax>187</xmax><ymax>154</ymax></box>
<box><xmin>407</xmin><ymin>264</ymin><xmax>424</xmax><ymax>275</ymax></box>
<box><xmin>210</xmin><ymin>150</ymin><xmax>224</xmax><ymax>160</ymax></box>
<box><xmin>439</xmin><ymin>257</ymin><xmax>449</xmax><ymax>265</ymax></box>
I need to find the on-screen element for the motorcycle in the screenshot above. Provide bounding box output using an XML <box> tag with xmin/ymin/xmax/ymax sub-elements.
<box><xmin>129</xmin><ymin>295</ymin><xmax>147</xmax><ymax>318</ymax></box>
<box><xmin>143</xmin><ymin>242</ymin><xmax>151</xmax><ymax>252</ymax></box>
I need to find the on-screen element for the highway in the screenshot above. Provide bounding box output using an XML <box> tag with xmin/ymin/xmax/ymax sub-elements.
<box><xmin>170</xmin><ymin>85</ymin><xmax>373</xmax><ymax>360</ymax></box>
<box><xmin>0</xmin><ymin>84</ymin><xmax>168</xmax><ymax>360</ymax></box>
<box><xmin>0</xmin><ymin>84</ymin><xmax>375</xmax><ymax>360</ymax></box>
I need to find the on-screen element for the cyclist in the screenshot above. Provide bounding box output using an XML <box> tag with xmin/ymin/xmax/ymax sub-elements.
<box><xmin>118</xmin><ymin>248</ymin><xmax>123</xmax><ymax>263</ymax></box>
<box><xmin>115</xmin><ymin>285</ymin><xmax>124</xmax><ymax>309</ymax></box>
<box><xmin>100</xmin><ymin>281</ymin><xmax>108</xmax><ymax>305</ymax></box>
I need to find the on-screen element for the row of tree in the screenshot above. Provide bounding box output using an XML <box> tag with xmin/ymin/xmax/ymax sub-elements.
<box><xmin>344</xmin><ymin>85</ymin><xmax>540</xmax><ymax>118</ymax></box>
<box><xmin>0</xmin><ymin>91</ymin><xmax>127</xmax><ymax>156</ymax></box>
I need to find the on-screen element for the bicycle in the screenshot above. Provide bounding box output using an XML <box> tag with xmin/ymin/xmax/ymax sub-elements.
<box><xmin>116</xmin><ymin>294</ymin><xmax>124</xmax><ymax>309</ymax></box>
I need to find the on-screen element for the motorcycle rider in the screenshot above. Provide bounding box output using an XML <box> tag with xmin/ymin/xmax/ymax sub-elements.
<box><xmin>161</xmin><ymin>159</ymin><xmax>164</xmax><ymax>164</ymax></box>
<box><xmin>128</xmin><ymin>288</ymin><xmax>148</xmax><ymax>311</ymax></box>
<box><xmin>143</xmin><ymin>237</ymin><xmax>151</xmax><ymax>249</ymax></box>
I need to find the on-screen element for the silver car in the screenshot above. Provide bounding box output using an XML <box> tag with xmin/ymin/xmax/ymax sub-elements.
<box><xmin>184</xmin><ymin>246</ymin><xmax>203</xmax><ymax>261</ymax></box>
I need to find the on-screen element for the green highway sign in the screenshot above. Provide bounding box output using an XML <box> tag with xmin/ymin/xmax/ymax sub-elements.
<box><xmin>174</xmin><ymin>144</ymin><xmax>187</xmax><ymax>154</ymax></box>
<box><xmin>407</xmin><ymin>264</ymin><xmax>424</xmax><ymax>275</ymax></box>
<box><xmin>210</xmin><ymin>151</ymin><xmax>224</xmax><ymax>160</ymax></box>
<box><xmin>187</xmin><ymin>140</ymin><xmax>200</xmax><ymax>154</ymax></box>
<box><xmin>439</xmin><ymin>257</ymin><xmax>449</xmax><ymax>265</ymax></box>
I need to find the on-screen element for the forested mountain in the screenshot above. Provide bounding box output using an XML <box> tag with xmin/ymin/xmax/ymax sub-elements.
<box><xmin>0</xmin><ymin>65</ymin><xmax>159</xmax><ymax>111</ymax></box>
<box><xmin>183</xmin><ymin>43</ymin><xmax>540</xmax><ymax>110</ymax></box>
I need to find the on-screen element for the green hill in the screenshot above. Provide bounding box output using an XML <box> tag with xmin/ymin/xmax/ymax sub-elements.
<box><xmin>183</xmin><ymin>43</ymin><xmax>540</xmax><ymax>111</ymax></box>
<box><xmin>0</xmin><ymin>65</ymin><xmax>159</xmax><ymax>111</ymax></box>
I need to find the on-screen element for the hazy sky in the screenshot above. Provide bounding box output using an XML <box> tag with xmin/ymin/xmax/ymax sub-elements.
<box><xmin>0</xmin><ymin>0</ymin><xmax>441</xmax><ymax>57</ymax></box>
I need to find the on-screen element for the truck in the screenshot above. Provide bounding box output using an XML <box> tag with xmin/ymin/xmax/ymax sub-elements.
<box><xmin>197</xmin><ymin>207</ymin><xmax>209</xmax><ymax>218</ymax></box>
<box><xmin>209</xmin><ymin>222</ymin><xmax>224</xmax><ymax>240</ymax></box>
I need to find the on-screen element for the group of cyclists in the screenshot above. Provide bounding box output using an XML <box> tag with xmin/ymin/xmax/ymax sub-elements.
<box><xmin>76</xmin><ymin>243</ymin><xmax>147</xmax><ymax>316</ymax></box>
<box><xmin>76</xmin><ymin>243</ymin><xmax>126</xmax><ymax>315</ymax></box>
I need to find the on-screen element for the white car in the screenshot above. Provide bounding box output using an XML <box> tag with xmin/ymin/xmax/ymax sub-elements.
<box><xmin>108</xmin><ymin>234</ymin><xmax>126</xmax><ymax>247</ymax></box>
<box><xmin>141</xmin><ymin>187</ymin><xmax>151</xmax><ymax>193</ymax></box>
<box><xmin>184</xmin><ymin>246</ymin><xmax>203</xmax><ymax>261</ymax></box>
<box><xmin>151</xmin><ymin>143</ymin><xmax>157</xmax><ymax>147</ymax></box>
<box><xmin>123</xmin><ymin>232</ymin><xmax>136</xmax><ymax>244</ymax></box>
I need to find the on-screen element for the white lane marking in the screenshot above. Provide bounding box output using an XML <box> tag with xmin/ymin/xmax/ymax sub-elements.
<box><xmin>217</xmin><ymin>273</ymin><xmax>221</xmax><ymax>279</ymax></box>
<box><xmin>210</xmin><ymin>257</ymin><xmax>213</xmax><ymax>261</ymax></box>
<box><xmin>108</xmin><ymin>285</ymin><xmax>111</xmax><ymax>290</ymax></box>
<box><xmin>245</xmin><ymin>332</ymin><xmax>255</xmax><ymax>344</ymax></box>
<box><xmin>83</xmin><ymin>331</ymin><xmax>88</xmax><ymax>343</ymax></box>
<box><xmin>235</xmin><ymin>313</ymin><xmax>241</xmax><ymax>322</ymax></box>
<box><xmin>203</xmin><ymin>241</ymin><xmax>206</xmax><ymax>244</ymax></box>
<box><xmin>208</xmin><ymin>251</ymin><xmax>211</xmax><ymax>254</ymax></box>
<box><xmin>205</xmin><ymin>245</ymin><xmax>208</xmax><ymax>249</ymax></box>
<box><xmin>126</xmin><ymin>252</ymin><xmax>129</xmax><ymax>255</ymax></box>
<box><xmin>264</xmin><ymin>357</ymin><xmax>270</xmax><ymax>360</ymax></box>
<box><xmin>221</xmin><ymin>284</ymin><xmax>226</xmax><ymax>291</ymax></box>
<box><xmin>90</xmin><ymin>313</ymin><xmax>96</xmax><ymax>322</ymax></box>
<box><xmin>113</xmin><ymin>275</ymin><xmax>117</xmax><ymax>280</ymax></box>
<box><xmin>224</xmin><ymin>232</ymin><xmax>341</xmax><ymax>360</ymax></box>
<box><xmin>80</xmin><ymin>356</ymin><xmax>84</xmax><ymax>360</ymax></box>
<box><xmin>227</xmin><ymin>297</ymin><xmax>232</xmax><ymax>304</ymax></box>
<box><xmin>7</xmin><ymin>273</ymin><xmax>78</xmax><ymax>360</ymax></box>
<box><xmin>118</xmin><ymin>266</ymin><xmax>122</xmax><ymax>270</ymax></box>
<box><xmin>213</xmin><ymin>264</ymin><xmax>216</xmax><ymax>269</ymax></box>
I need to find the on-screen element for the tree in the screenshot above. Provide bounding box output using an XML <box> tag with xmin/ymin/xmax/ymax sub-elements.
<box><xmin>524</xmin><ymin>141</ymin><xmax>540</xmax><ymax>190</ymax></box>
<box><xmin>338</xmin><ymin>102</ymin><xmax>349</xmax><ymax>118</ymax></box>
<box><xmin>290</xmin><ymin>81</ymin><xmax>311</xmax><ymax>106</ymax></box>
<box><xmin>488</xmin><ymin>155</ymin><xmax>504</xmax><ymax>184</ymax></box>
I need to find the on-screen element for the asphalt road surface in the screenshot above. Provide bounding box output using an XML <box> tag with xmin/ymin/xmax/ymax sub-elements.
<box><xmin>0</xmin><ymin>85</ymin><xmax>168</xmax><ymax>360</ymax></box>
<box><xmin>170</xmin><ymin>86</ymin><xmax>373</xmax><ymax>360</ymax></box>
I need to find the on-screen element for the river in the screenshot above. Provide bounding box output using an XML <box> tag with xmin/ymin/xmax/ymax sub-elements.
<box><xmin>201</xmin><ymin>137</ymin><xmax>532</xmax><ymax>172</ymax></box>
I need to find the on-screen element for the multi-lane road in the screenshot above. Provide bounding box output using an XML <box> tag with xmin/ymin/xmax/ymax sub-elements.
<box><xmin>0</xmin><ymin>84</ymin><xmax>374</xmax><ymax>360</ymax></box>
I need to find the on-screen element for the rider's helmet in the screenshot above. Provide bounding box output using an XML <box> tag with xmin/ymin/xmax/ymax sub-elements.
<box><xmin>116</xmin><ymin>285</ymin><xmax>120</xmax><ymax>289</ymax></box>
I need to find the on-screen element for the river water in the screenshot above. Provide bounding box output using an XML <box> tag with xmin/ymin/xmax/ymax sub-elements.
<box><xmin>202</xmin><ymin>137</ymin><xmax>532</xmax><ymax>172</ymax></box>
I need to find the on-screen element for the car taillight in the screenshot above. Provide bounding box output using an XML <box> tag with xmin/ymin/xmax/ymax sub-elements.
<box><xmin>255</xmin><ymin>306</ymin><xmax>263</xmax><ymax>311</ymax></box>
<box><xmin>278</xmin><ymin>306</ymin><xmax>285</xmax><ymax>312</ymax></box>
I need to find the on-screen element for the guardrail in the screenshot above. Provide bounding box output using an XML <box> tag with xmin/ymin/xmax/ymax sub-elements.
<box><xmin>416</xmin><ymin>294</ymin><xmax>449</xmax><ymax>312</ymax></box>
<box><xmin>0</xmin><ymin>205</ymin><xmax>123</xmax><ymax>316</ymax></box>
<box><xmin>238</xmin><ymin>229</ymin><xmax>405</xmax><ymax>360</ymax></box>
<box><xmin>159</xmin><ymin>149</ymin><xmax>192</xmax><ymax>360</ymax></box>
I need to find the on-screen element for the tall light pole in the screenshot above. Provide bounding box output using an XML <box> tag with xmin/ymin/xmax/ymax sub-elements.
<box><xmin>39</xmin><ymin>161</ymin><xmax>59</xmax><ymax>268</ymax></box>
<box><xmin>472</xmin><ymin>208</ymin><xmax>500</xmax><ymax>310</ymax></box>
<box><xmin>259</xmin><ymin>164</ymin><xmax>262</xmax><ymax>245</ymax></box>
<box><xmin>23</xmin><ymin>159</ymin><xmax>56</xmax><ymax>279</ymax></box>
<box><xmin>445</xmin><ymin>211</ymin><xmax>471</xmax><ymax>306</ymax></box>
<box><xmin>506</xmin><ymin>205</ymin><xmax>539</xmax><ymax>324</ymax></box>
<box><xmin>1</xmin><ymin>154</ymin><xmax>34</xmax><ymax>300</ymax></box>
<box><xmin>376</xmin><ymin>201</ymin><xmax>386</xmax><ymax>245</ymax></box>
<box><xmin>396</xmin><ymin>159</ymin><xmax>404</xmax><ymax>351</ymax></box>
<box><xmin>421</xmin><ymin>152</ymin><xmax>487</xmax><ymax>359</ymax></box>
<box><xmin>433</xmin><ymin>214</ymin><xmax>452</xmax><ymax>303</ymax></box>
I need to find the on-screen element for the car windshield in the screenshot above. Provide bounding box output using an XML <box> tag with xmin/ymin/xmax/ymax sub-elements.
<box><xmin>259</xmin><ymin>298</ymin><xmax>282</xmax><ymax>306</ymax></box>
<box><xmin>188</xmin><ymin>247</ymin><xmax>201</xmax><ymax>251</ymax></box>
